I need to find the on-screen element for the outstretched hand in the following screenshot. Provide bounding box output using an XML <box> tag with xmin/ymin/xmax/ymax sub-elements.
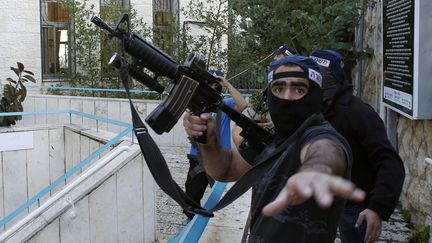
<box><xmin>262</xmin><ymin>171</ymin><xmax>365</xmax><ymax>216</ymax></box>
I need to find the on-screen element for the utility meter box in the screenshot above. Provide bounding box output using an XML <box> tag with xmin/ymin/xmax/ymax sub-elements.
<box><xmin>382</xmin><ymin>0</ymin><xmax>432</xmax><ymax>119</ymax></box>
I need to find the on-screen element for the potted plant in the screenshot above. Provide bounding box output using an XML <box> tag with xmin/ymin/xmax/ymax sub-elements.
<box><xmin>0</xmin><ymin>62</ymin><xmax>36</xmax><ymax>126</ymax></box>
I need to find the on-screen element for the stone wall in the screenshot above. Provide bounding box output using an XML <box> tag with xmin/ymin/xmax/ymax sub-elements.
<box><xmin>356</xmin><ymin>1</ymin><xmax>432</xmax><ymax>228</ymax></box>
<box><xmin>0</xmin><ymin>0</ymin><xmax>42</xmax><ymax>84</ymax></box>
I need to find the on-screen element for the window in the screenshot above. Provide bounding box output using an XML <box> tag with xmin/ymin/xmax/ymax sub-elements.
<box><xmin>153</xmin><ymin>0</ymin><xmax>177</xmax><ymax>54</ymax></box>
<box><xmin>40</xmin><ymin>0</ymin><xmax>70</xmax><ymax>80</ymax></box>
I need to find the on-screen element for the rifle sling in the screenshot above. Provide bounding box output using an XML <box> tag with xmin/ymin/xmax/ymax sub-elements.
<box><xmin>119</xmin><ymin>58</ymin><xmax>324</xmax><ymax>217</ymax></box>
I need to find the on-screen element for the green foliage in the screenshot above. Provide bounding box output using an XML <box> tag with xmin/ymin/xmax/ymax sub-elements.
<box><xmin>227</xmin><ymin>0</ymin><xmax>364</xmax><ymax>87</ymax></box>
<box><xmin>408</xmin><ymin>225</ymin><xmax>430</xmax><ymax>243</ymax></box>
<box><xmin>180</xmin><ymin>0</ymin><xmax>229</xmax><ymax>70</ymax></box>
<box><xmin>402</xmin><ymin>210</ymin><xmax>412</xmax><ymax>225</ymax></box>
<box><xmin>0</xmin><ymin>62</ymin><xmax>36</xmax><ymax>126</ymax></box>
<box><xmin>59</xmin><ymin>0</ymin><xmax>153</xmax><ymax>98</ymax></box>
<box><xmin>56</xmin><ymin>0</ymin><xmax>233</xmax><ymax>99</ymax></box>
<box><xmin>249</xmin><ymin>89</ymin><xmax>267</xmax><ymax>114</ymax></box>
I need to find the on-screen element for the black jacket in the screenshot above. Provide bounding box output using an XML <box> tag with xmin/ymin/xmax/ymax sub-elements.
<box><xmin>323</xmin><ymin>86</ymin><xmax>405</xmax><ymax>221</ymax></box>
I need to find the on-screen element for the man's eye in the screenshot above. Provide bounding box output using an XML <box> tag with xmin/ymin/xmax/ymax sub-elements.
<box><xmin>272</xmin><ymin>86</ymin><xmax>282</xmax><ymax>93</ymax></box>
<box><xmin>295</xmin><ymin>87</ymin><xmax>307</xmax><ymax>95</ymax></box>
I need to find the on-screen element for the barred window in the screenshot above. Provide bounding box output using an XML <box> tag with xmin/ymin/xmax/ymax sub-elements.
<box><xmin>40</xmin><ymin>0</ymin><xmax>70</xmax><ymax>80</ymax></box>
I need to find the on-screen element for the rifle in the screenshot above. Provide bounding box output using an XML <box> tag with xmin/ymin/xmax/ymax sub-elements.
<box><xmin>91</xmin><ymin>14</ymin><xmax>272</xmax><ymax>146</ymax></box>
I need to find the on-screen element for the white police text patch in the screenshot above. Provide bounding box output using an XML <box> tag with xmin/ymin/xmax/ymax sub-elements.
<box><xmin>308</xmin><ymin>68</ymin><xmax>322</xmax><ymax>87</ymax></box>
<box><xmin>267</xmin><ymin>70</ymin><xmax>274</xmax><ymax>83</ymax></box>
<box><xmin>310</xmin><ymin>56</ymin><xmax>330</xmax><ymax>68</ymax></box>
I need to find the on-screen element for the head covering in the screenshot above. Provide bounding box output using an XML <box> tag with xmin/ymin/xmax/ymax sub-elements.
<box><xmin>266</xmin><ymin>55</ymin><xmax>323</xmax><ymax>139</ymax></box>
<box><xmin>272</xmin><ymin>44</ymin><xmax>298</xmax><ymax>56</ymax></box>
<box><xmin>310</xmin><ymin>50</ymin><xmax>345</xmax><ymax>101</ymax></box>
<box><xmin>267</xmin><ymin>55</ymin><xmax>322</xmax><ymax>87</ymax></box>
<box><xmin>310</xmin><ymin>50</ymin><xmax>345</xmax><ymax>82</ymax></box>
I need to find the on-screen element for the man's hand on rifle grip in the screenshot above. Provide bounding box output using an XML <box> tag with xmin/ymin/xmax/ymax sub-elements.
<box><xmin>183</xmin><ymin>112</ymin><xmax>216</xmax><ymax>144</ymax></box>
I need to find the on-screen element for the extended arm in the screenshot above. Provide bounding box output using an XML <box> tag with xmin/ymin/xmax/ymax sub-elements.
<box><xmin>263</xmin><ymin>139</ymin><xmax>365</xmax><ymax>216</ymax></box>
<box><xmin>217</xmin><ymin>77</ymin><xmax>247</xmax><ymax>112</ymax></box>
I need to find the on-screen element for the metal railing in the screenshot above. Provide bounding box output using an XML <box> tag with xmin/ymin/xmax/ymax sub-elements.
<box><xmin>0</xmin><ymin>110</ymin><xmax>133</xmax><ymax>229</ymax></box>
<box><xmin>28</xmin><ymin>85</ymin><xmax>253</xmax><ymax>98</ymax></box>
<box><xmin>169</xmin><ymin>181</ymin><xmax>227</xmax><ymax>243</ymax></box>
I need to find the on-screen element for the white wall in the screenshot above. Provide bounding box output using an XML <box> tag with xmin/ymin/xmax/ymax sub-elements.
<box><xmin>26</xmin><ymin>152</ymin><xmax>155</xmax><ymax>243</ymax></box>
<box><xmin>20</xmin><ymin>94</ymin><xmax>190</xmax><ymax>147</ymax></box>
<box><xmin>0</xmin><ymin>126</ymin><xmax>111</xmax><ymax>230</ymax></box>
<box><xmin>0</xmin><ymin>134</ymin><xmax>155</xmax><ymax>242</ymax></box>
<box><xmin>0</xmin><ymin>0</ymin><xmax>42</xmax><ymax>84</ymax></box>
<box><xmin>131</xmin><ymin>0</ymin><xmax>153</xmax><ymax>26</ymax></box>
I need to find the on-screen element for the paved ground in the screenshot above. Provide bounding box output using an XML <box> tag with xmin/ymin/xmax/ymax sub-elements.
<box><xmin>156</xmin><ymin>146</ymin><xmax>412</xmax><ymax>243</ymax></box>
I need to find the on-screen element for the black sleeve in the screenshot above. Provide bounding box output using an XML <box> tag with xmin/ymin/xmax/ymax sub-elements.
<box><xmin>238</xmin><ymin>143</ymin><xmax>265</xmax><ymax>166</ymax></box>
<box><xmin>347</xmin><ymin>101</ymin><xmax>405</xmax><ymax>220</ymax></box>
<box><xmin>299</xmin><ymin>122</ymin><xmax>353</xmax><ymax>178</ymax></box>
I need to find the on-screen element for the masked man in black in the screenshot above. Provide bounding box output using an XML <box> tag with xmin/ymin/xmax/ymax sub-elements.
<box><xmin>183</xmin><ymin>55</ymin><xmax>365</xmax><ymax>242</ymax></box>
<box><xmin>310</xmin><ymin>49</ymin><xmax>405</xmax><ymax>243</ymax></box>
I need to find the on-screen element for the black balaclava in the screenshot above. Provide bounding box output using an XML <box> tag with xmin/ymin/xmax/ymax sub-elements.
<box><xmin>267</xmin><ymin>56</ymin><xmax>323</xmax><ymax>139</ymax></box>
<box><xmin>320</xmin><ymin>68</ymin><xmax>343</xmax><ymax>102</ymax></box>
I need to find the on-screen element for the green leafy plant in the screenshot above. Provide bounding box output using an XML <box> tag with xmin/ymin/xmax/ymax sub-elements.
<box><xmin>249</xmin><ymin>90</ymin><xmax>268</xmax><ymax>114</ymax></box>
<box><xmin>0</xmin><ymin>62</ymin><xmax>36</xmax><ymax>126</ymax></box>
<box><xmin>408</xmin><ymin>225</ymin><xmax>430</xmax><ymax>243</ymax></box>
<box><xmin>227</xmin><ymin>0</ymin><xmax>364</xmax><ymax>88</ymax></box>
<box><xmin>402</xmin><ymin>209</ymin><xmax>414</xmax><ymax>229</ymax></box>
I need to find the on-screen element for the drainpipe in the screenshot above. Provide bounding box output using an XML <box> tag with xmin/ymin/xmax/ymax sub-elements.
<box><xmin>356</xmin><ymin>0</ymin><xmax>366</xmax><ymax>98</ymax></box>
<box><xmin>386</xmin><ymin>109</ymin><xmax>398</xmax><ymax>149</ymax></box>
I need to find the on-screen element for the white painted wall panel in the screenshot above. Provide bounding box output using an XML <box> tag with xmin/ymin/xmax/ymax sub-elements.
<box><xmin>107</xmin><ymin>101</ymin><xmax>121</xmax><ymax>134</ymax></box>
<box><xmin>70</xmin><ymin>130</ymin><xmax>81</xmax><ymax>182</ymax></box>
<box><xmin>117</xmin><ymin>156</ymin><xmax>144</xmax><ymax>242</ymax></box>
<box><xmin>70</xmin><ymin>99</ymin><xmax>83</xmax><ymax>125</ymax></box>
<box><xmin>22</xmin><ymin>96</ymin><xmax>36</xmax><ymax>126</ymax></box>
<box><xmin>59</xmin><ymin>197</ymin><xmax>90</xmax><ymax>243</ymax></box>
<box><xmin>120</xmin><ymin>102</ymin><xmax>132</xmax><ymax>124</ymax></box>
<box><xmin>95</xmin><ymin>100</ymin><xmax>109</xmax><ymax>131</ymax></box>
<box><xmin>57</xmin><ymin>99</ymin><xmax>71</xmax><ymax>124</ymax></box>
<box><xmin>46</xmin><ymin>97</ymin><xmax>59</xmax><ymax>124</ymax></box>
<box><xmin>82</xmin><ymin>100</ymin><xmax>95</xmax><ymax>127</ymax></box>
<box><xmin>0</xmin><ymin>153</ymin><xmax>3</xmax><ymax>233</ymax></box>
<box><xmin>89</xmin><ymin>177</ymin><xmax>118</xmax><ymax>243</ymax></box>
<box><xmin>49</xmin><ymin>128</ymin><xmax>65</xmax><ymax>195</ymax></box>
<box><xmin>20</xmin><ymin>95</ymin><xmax>190</xmax><ymax>147</ymax></box>
<box><xmin>3</xmin><ymin>150</ymin><xmax>28</xmax><ymax>227</ymax></box>
<box><xmin>28</xmin><ymin>218</ymin><xmax>60</xmax><ymax>243</ymax></box>
<box><xmin>142</xmin><ymin>155</ymin><xmax>156</xmax><ymax>242</ymax></box>
<box><xmin>34</xmin><ymin>99</ymin><xmax>47</xmax><ymax>124</ymax></box>
<box><xmin>64</xmin><ymin>128</ymin><xmax>72</xmax><ymax>184</ymax></box>
<box><xmin>80</xmin><ymin>136</ymin><xmax>91</xmax><ymax>171</ymax></box>
<box><xmin>27</xmin><ymin>130</ymin><xmax>50</xmax><ymax>211</ymax></box>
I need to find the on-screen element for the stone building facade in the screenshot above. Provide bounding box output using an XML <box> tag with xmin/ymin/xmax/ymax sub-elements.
<box><xmin>355</xmin><ymin>1</ymin><xmax>432</xmax><ymax>229</ymax></box>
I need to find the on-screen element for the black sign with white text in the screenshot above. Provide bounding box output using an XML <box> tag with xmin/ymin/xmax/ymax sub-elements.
<box><xmin>383</xmin><ymin>0</ymin><xmax>414</xmax><ymax>116</ymax></box>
